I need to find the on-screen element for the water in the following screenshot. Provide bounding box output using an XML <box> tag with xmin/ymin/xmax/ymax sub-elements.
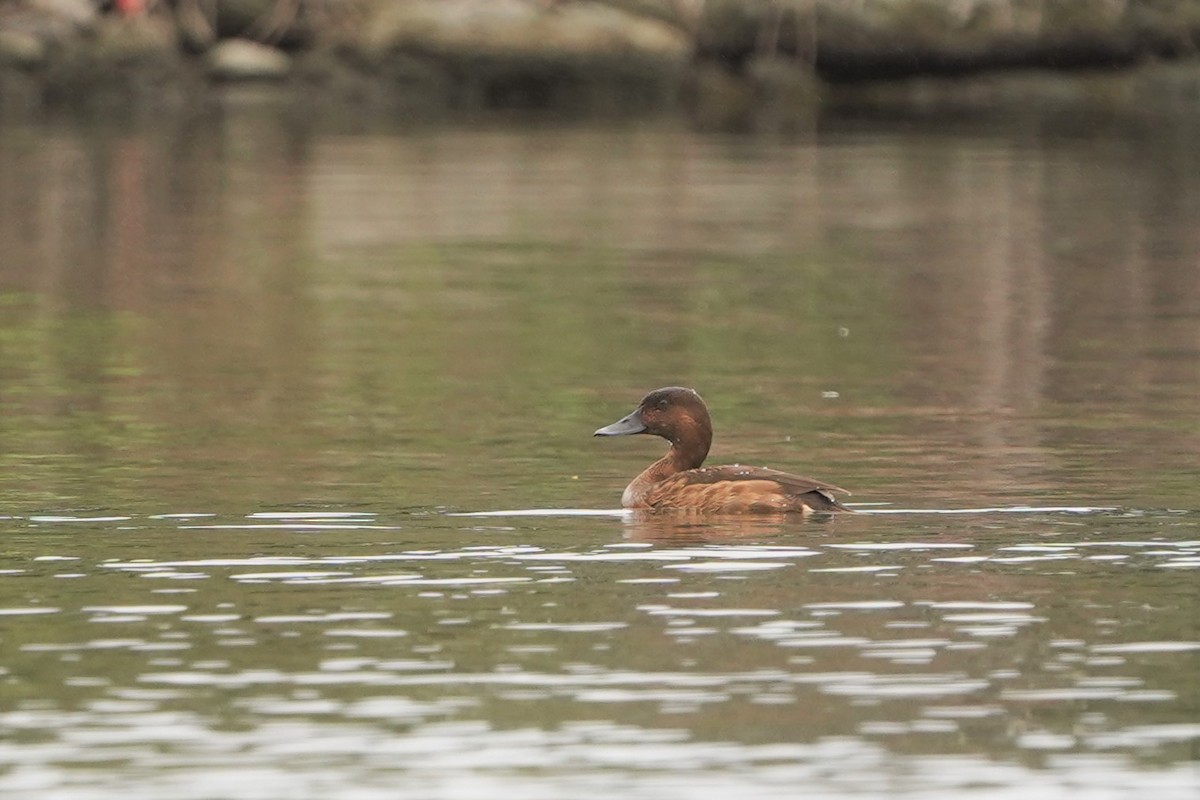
<box><xmin>0</xmin><ymin>103</ymin><xmax>1198</xmax><ymax>798</ymax></box>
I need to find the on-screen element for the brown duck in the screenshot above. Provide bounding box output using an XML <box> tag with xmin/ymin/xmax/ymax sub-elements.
<box><xmin>594</xmin><ymin>387</ymin><xmax>852</xmax><ymax>514</ymax></box>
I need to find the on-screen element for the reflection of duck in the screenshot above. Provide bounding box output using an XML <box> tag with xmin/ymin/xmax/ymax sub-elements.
<box><xmin>594</xmin><ymin>387</ymin><xmax>852</xmax><ymax>514</ymax></box>
<box><xmin>617</xmin><ymin>510</ymin><xmax>802</xmax><ymax>543</ymax></box>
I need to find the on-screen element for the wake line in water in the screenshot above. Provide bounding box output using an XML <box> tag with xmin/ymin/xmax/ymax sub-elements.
<box><xmin>847</xmin><ymin>505</ymin><xmax>1119</xmax><ymax>515</ymax></box>
<box><xmin>451</xmin><ymin>505</ymin><xmax>1118</xmax><ymax>518</ymax></box>
<box><xmin>453</xmin><ymin>509</ymin><xmax>631</xmax><ymax>518</ymax></box>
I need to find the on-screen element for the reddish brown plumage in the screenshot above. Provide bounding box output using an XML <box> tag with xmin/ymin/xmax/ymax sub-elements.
<box><xmin>594</xmin><ymin>387</ymin><xmax>851</xmax><ymax>514</ymax></box>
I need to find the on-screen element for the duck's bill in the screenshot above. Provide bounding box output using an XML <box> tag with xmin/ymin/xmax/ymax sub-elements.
<box><xmin>593</xmin><ymin>410</ymin><xmax>646</xmax><ymax>437</ymax></box>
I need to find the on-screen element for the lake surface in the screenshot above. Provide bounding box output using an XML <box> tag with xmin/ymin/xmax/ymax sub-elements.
<box><xmin>0</xmin><ymin>100</ymin><xmax>1197</xmax><ymax>798</ymax></box>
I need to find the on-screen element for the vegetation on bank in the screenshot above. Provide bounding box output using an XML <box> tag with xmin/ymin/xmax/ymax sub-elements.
<box><xmin>1</xmin><ymin>0</ymin><xmax>1198</xmax><ymax>119</ymax></box>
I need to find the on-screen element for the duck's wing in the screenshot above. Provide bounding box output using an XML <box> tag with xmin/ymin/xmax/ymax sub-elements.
<box><xmin>647</xmin><ymin>465</ymin><xmax>852</xmax><ymax>513</ymax></box>
<box><xmin>684</xmin><ymin>465</ymin><xmax>849</xmax><ymax>494</ymax></box>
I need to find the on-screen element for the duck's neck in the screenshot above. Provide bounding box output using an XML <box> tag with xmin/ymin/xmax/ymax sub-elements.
<box><xmin>623</xmin><ymin>426</ymin><xmax>711</xmax><ymax>507</ymax></box>
<box><xmin>660</xmin><ymin>432</ymin><xmax>710</xmax><ymax>475</ymax></box>
<box><xmin>619</xmin><ymin>417</ymin><xmax>710</xmax><ymax>510</ymax></box>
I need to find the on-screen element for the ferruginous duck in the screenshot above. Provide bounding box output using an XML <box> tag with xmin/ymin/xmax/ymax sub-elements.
<box><xmin>594</xmin><ymin>387</ymin><xmax>851</xmax><ymax>514</ymax></box>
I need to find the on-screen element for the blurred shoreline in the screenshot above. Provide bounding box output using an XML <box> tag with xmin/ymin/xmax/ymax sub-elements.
<box><xmin>1</xmin><ymin>0</ymin><xmax>1198</xmax><ymax>127</ymax></box>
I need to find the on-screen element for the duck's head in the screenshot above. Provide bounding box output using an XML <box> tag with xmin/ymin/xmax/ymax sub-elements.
<box><xmin>593</xmin><ymin>386</ymin><xmax>712</xmax><ymax>446</ymax></box>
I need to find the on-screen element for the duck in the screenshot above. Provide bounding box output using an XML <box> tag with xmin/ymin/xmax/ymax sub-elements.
<box><xmin>594</xmin><ymin>386</ymin><xmax>851</xmax><ymax>514</ymax></box>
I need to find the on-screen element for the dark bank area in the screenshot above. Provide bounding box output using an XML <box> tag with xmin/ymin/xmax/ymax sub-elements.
<box><xmin>2</xmin><ymin>0</ymin><xmax>1199</xmax><ymax>128</ymax></box>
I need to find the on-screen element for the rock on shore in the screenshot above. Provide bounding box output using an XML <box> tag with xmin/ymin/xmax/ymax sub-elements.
<box><xmin>207</xmin><ymin>38</ymin><xmax>291</xmax><ymax>81</ymax></box>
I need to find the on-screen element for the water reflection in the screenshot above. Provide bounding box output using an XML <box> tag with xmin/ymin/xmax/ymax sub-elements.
<box><xmin>1</xmin><ymin>509</ymin><xmax>1197</xmax><ymax>799</ymax></box>
<box><xmin>2</xmin><ymin>107</ymin><xmax>1199</xmax><ymax>798</ymax></box>
<box><xmin>2</xmin><ymin>510</ymin><xmax>1200</xmax><ymax>796</ymax></box>
<box><xmin>2</xmin><ymin>115</ymin><xmax>1198</xmax><ymax>515</ymax></box>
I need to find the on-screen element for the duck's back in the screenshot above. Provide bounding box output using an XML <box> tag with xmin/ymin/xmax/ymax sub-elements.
<box><xmin>640</xmin><ymin>465</ymin><xmax>850</xmax><ymax>514</ymax></box>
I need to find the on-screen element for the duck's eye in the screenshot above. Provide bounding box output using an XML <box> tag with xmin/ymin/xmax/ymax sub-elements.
<box><xmin>656</xmin><ymin>398</ymin><xmax>669</xmax><ymax>410</ymax></box>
